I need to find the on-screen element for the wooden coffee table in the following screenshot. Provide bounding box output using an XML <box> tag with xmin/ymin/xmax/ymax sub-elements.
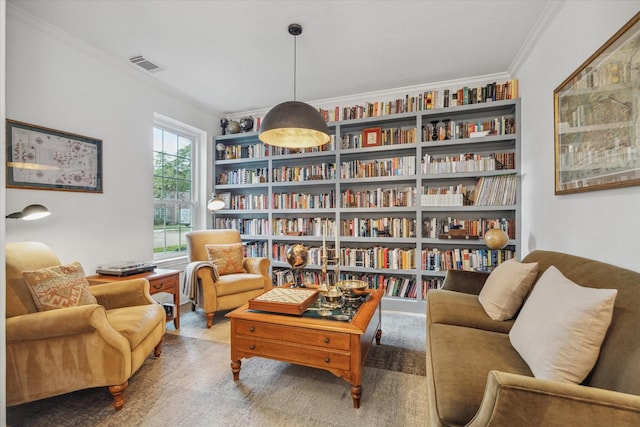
<box><xmin>226</xmin><ymin>287</ymin><xmax>382</xmax><ymax>408</ymax></box>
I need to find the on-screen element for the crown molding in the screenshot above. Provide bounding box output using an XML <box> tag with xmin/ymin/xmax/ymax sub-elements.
<box><xmin>7</xmin><ymin>4</ymin><xmax>223</xmax><ymax>118</ymax></box>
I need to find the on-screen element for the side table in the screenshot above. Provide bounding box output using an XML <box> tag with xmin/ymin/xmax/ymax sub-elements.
<box><xmin>87</xmin><ymin>268</ymin><xmax>180</xmax><ymax>329</ymax></box>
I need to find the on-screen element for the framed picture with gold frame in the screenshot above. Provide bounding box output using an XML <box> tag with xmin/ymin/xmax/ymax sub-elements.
<box><xmin>553</xmin><ymin>12</ymin><xmax>640</xmax><ymax>195</ymax></box>
<box><xmin>362</xmin><ymin>127</ymin><xmax>382</xmax><ymax>147</ymax></box>
<box><xmin>6</xmin><ymin>119</ymin><xmax>103</xmax><ymax>193</ymax></box>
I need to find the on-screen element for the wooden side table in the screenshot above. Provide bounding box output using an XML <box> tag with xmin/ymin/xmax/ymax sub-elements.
<box><xmin>87</xmin><ymin>268</ymin><xmax>180</xmax><ymax>329</ymax></box>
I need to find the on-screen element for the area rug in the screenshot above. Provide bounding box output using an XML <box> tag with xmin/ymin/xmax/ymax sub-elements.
<box><xmin>6</xmin><ymin>311</ymin><xmax>427</xmax><ymax>427</ymax></box>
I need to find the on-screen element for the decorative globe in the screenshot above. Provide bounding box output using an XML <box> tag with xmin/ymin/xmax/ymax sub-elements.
<box><xmin>227</xmin><ymin>120</ymin><xmax>240</xmax><ymax>134</ymax></box>
<box><xmin>484</xmin><ymin>228</ymin><xmax>509</xmax><ymax>250</ymax></box>
<box><xmin>286</xmin><ymin>244</ymin><xmax>308</xmax><ymax>270</ymax></box>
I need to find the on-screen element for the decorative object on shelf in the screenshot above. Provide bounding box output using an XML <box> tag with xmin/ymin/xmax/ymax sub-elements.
<box><xmin>443</xmin><ymin>119</ymin><xmax>451</xmax><ymax>140</ymax></box>
<box><xmin>5</xmin><ymin>204</ymin><xmax>51</xmax><ymax>221</ymax></box>
<box><xmin>239</xmin><ymin>116</ymin><xmax>254</xmax><ymax>132</ymax></box>
<box><xmin>258</xmin><ymin>23</ymin><xmax>330</xmax><ymax>149</ymax></box>
<box><xmin>430</xmin><ymin>120</ymin><xmax>439</xmax><ymax>141</ymax></box>
<box><xmin>215</xmin><ymin>143</ymin><xmax>226</xmax><ymax>160</ymax></box>
<box><xmin>483</xmin><ymin>228</ymin><xmax>509</xmax><ymax>250</ymax></box>
<box><xmin>220</xmin><ymin>118</ymin><xmax>229</xmax><ymax>134</ymax></box>
<box><xmin>286</xmin><ymin>243</ymin><xmax>308</xmax><ymax>287</ymax></box>
<box><xmin>362</xmin><ymin>127</ymin><xmax>382</xmax><ymax>147</ymax></box>
<box><xmin>554</xmin><ymin>12</ymin><xmax>640</xmax><ymax>195</ymax></box>
<box><xmin>6</xmin><ymin>120</ymin><xmax>102</xmax><ymax>193</ymax></box>
<box><xmin>207</xmin><ymin>194</ymin><xmax>226</xmax><ymax>211</ymax></box>
<box><xmin>226</xmin><ymin>120</ymin><xmax>240</xmax><ymax>134</ymax></box>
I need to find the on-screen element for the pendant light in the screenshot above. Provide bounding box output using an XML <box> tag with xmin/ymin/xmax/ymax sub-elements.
<box><xmin>259</xmin><ymin>23</ymin><xmax>330</xmax><ymax>148</ymax></box>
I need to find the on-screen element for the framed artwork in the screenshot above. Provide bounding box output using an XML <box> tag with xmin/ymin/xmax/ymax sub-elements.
<box><xmin>6</xmin><ymin>120</ymin><xmax>103</xmax><ymax>193</ymax></box>
<box><xmin>554</xmin><ymin>12</ymin><xmax>640</xmax><ymax>195</ymax></box>
<box><xmin>362</xmin><ymin>127</ymin><xmax>382</xmax><ymax>147</ymax></box>
<box><xmin>218</xmin><ymin>191</ymin><xmax>231</xmax><ymax>209</ymax></box>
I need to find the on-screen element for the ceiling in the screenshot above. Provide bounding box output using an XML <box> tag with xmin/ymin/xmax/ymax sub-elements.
<box><xmin>9</xmin><ymin>0</ymin><xmax>555</xmax><ymax>115</ymax></box>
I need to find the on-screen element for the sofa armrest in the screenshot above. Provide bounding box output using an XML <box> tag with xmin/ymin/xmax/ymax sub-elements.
<box><xmin>469</xmin><ymin>371</ymin><xmax>640</xmax><ymax>426</ymax></box>
<box><xmin>441</xmin><ymin>269</ymin><xmax>490</xmax><ymax>295</ymax></box>
<box><xmin>90</xmin><ymin>278</ymin><xmax>156</xmax><ymax>309</ymax></box>
<box><xmin>243</xmin><ymin>257</ymin><xmax>271</xmax><ymax>290</ymax></box>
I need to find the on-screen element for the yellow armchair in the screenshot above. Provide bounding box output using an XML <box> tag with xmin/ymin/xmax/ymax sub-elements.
<box><xmin>185</xmin><ymin>229</ymin><xmax>271</xmax><ymax>328</ymax></box>
<box><xmin>5</xmin><ymin>242</ymin><xmax>166</xmax><ymax>410</ymax></box>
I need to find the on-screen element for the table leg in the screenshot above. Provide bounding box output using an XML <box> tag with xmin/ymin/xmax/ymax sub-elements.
<box><xmin>351</xmin><ymin>384</ymin><xmax>362</xmax><ymax>408</ymax></box>
<box><xmin>173</xmin><ymin>293</ymin><xmax>180</xmax><ymax>329</ymax></box>
<box><xmin>231</xmin><ymin>360</ymin><xmax>242</xmax><ymax>381</ymax></box>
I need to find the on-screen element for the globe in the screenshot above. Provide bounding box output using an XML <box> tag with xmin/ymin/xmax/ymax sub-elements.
<box><xmin>484</xmin><ymin>228</ymin><xmax>509</xmax><ymax>250</ymax></box>
<box><xmin>286</xmin><ymin>244</ymin><xmax>308</xmax><ymax>270</ymax></box>
<box><xmin>227</xmin><ymin>120</ymin><xmax>240</xmax><ymax>134</ymax></box>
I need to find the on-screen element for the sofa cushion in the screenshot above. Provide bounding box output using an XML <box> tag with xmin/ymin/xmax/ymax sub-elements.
<box><xmin>106</xmin><ymin>304</ymin><xmax>165</xmax><ymax>351</ymax></box>
<box><xmin>427</xmin><ymin>289</ymin><xmax>514</xmax><ymax>334</ymax></box>
<box><xmin>478</xmin><ymin>258</ymin><xmax>539</xmax><ymax>320</ymax></box>
<box><xmin>205</xmin><ymin>243</ymin><xmax>246</xmax><ymax>279</ymax></box>
<box><xmin>22</xmin><ymin>262</ymin><xmax>97</xmax><ymax>311</ymax></box>
<box><xmin>509</xmin><ymin>266</ymin><xmax>617</xmax><ymax>384</ymax></box>
<box><xmin>427</xmin><ymin>323</ymin><xmax>532</xmax><ymax>426</ymax></box>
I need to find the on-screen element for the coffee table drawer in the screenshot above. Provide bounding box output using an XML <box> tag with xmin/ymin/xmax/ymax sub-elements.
<box><xmin>236</xmin><ymin>320</ymin><xmax>351</xmax><ymax>351</ymax></box>
<box><xmin>235</xmin><ymin>337</ymin><xmax>351</xmax><ymax>370</ymax></box>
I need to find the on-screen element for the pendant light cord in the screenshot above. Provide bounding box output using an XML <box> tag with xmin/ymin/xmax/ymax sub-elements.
<box><xmin>293</xmin><ymin>33</ymin><xmax>297</xmax><ymax>101</ymax></box>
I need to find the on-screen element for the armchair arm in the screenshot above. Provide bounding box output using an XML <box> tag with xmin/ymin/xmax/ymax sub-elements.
<box><xmin>469</xmin><ymin>371</ymin><xmax>640</xmax><ymax>426</ymax></box>
<box><xmin>441</xmin><ymin>269</ymin><xmax>490</xmax><ymax>295</ymax></box>
<box><xmin>243</xmin><ymin>257</ymin><xmax>271</xmax><ymax>290</ymax></box>
<box><xmin>90</xmin><ymin>278</ymin><xmax>156</xmax><ymax>309</ymax></box>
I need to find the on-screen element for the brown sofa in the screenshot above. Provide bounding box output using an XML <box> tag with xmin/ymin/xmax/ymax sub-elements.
<box><xmin>6</xmin><ymin>242</ymin><xmax>166</xmax><ymax>410</ymax></box>
<box><xmin>426</xmin><ymin>250</ymin><xmax>640</xmax><ymax>426</ymax></box>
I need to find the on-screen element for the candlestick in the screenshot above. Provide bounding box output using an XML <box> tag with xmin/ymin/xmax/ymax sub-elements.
<box><xmin>334</xmin><ymin>222</ymin><xmax>339</xmax><ymax>260</ymax></box>
<box><xmin>322</xmin><ymin>220</ymin><xmax>327</xmax><ymax>258</ymax></box>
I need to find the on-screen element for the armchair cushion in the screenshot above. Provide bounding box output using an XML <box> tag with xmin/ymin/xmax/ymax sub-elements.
<box><xmin>205</xmin><ymin>243</ymin><xmax>246</xmax><ymax>278</ymax></box>
<box><xmin>509</xmin><ymin>266</ymin><xmax>617</xmax><ymax>384</ymax></box>
<box><xmin>22</xmin><ymin>262</ymin><xmax>97</xmax><ymax>311</ymax></box>
<box><xmin>478</xmin><ymin>259</ymin><xmax>538</xmax><ymax>321</ymax></box>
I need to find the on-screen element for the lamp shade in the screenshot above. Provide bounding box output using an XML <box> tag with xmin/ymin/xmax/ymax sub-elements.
<box><xmin>259</xmin><ymin>101</ymin><xmax>330</xmax><ymax>148</ymax></box>
<box><xmin>207</xmin><ymin>196</ymin><xmax>226</xmax><ymax>211</ymax></box>
<box><xmin>483</xmin><ymin>228</ymin><xmax>509</xmax><ymax>250</ymax></box>
<box><xmin>6</xmin><ymin>204</ymin><xmax>51</xmax><ymax>220</ymax></box>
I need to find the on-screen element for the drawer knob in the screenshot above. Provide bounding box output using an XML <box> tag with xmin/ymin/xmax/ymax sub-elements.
<box><xmin>249</xmin><ymin>344</ymin><xmax>255</xmax><ymax>350</ymax></box>
<box><xmin>249</xmin><ymin>326</ymin><xmax>255</xmax><ymax>332</ymax></box>
<box><xmin>325</xmin><ymin>357</ymin><xmax>330</xmax><ymax>363</ymax></box>
<box><xmin>324</xmin><ymin>337</ymin><xmax>330</xmax><ymax>344</ymax></box>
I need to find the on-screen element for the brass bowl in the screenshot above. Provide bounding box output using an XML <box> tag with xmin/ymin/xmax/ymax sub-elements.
<box><xmin>336</xmin><ymin>280</ymin><xmax>369</xmax><ymax>297</ymax></box>
<box><xmin>321</xmin><ymin>287</ymin><xmax>343</xmax><ymax>305</ymax></box>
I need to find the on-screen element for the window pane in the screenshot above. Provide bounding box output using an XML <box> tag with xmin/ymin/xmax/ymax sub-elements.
<box><xmin>163</xmin><ymin>131</ymin><xmax>178</xmax><ymax>156</ymax></box>
<box><xmin>153</xmin><ymin>128</ymin><xmax>163</xmax><ymax>152</ymax></box>
<box><xmin>178</xmin><ymin>136</ymin><xmax>191</xmax><ymax>158</ymax></box>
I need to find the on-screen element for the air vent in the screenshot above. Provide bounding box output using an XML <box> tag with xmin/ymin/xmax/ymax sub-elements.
<box><xmin>129</xmin><ymin>55</ymin><xmax>161</xmax><ymax>72</ymax></box>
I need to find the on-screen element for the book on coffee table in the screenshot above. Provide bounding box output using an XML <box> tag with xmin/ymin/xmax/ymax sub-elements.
<box><xmin>249</xmin><ymin>287</ymin><xmax>319</xmax><ymax>315</ymax></box>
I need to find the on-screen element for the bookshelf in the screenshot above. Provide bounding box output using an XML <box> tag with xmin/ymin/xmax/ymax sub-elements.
<box><xmin>213</xmin><ymin>97</ymin><xmax>521</xmax><ymax>313</ymax></box>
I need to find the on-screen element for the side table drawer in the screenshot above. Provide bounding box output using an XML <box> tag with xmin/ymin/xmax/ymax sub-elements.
<box><xmin>236</xmin><ymin>320</ymin><xmax>350</xmax><ymax>351</ymax></box>
<box><xmin>149</xmin><ymin>275</ymin><xmax>178</xmax><ymax>294</ymax></box>
<box><xmin>235</xmin><ymin>337</ymin><xmax>351</xmax><ymax>371</ymax></box>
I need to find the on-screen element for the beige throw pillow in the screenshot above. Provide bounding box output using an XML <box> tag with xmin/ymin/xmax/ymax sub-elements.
<box><xmin>205</xmin><ymin>243</ymin><xmax>246</xmax><ymax>280</ymax></box>
<box><xmin>22</xmin><ymin>262</ymin><xmax>97</xmax><ymax>311</ymax></box>
<box><xmin>509</xmin><ymin>266</ymin><xmax>617</xmax><ymax>384</ymax></box>
<box><xmin>478</xmin><ymin>258</ymin><xmax>539</xmax><ymax>320</ymax></box>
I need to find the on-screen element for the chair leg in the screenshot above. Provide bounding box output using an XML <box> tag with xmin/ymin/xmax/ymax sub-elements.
<box><xmin>154</xmin><ymin>336</ymin><xmax>164</xmax><ymax>358</ymax></box>
<box><xmin>206</xmin><ymin>312</ymin><xmax>214</xmax><ymax>328</ymax></box>
<box><xmin>109</xmin><ymin>381</ymin><xmax>128</xmax><ymax>411</ymax></box>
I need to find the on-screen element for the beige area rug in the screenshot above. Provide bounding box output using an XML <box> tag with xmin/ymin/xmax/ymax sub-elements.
<box><xmin>7</xmin><ymin>310</ymin><xmax>428</xmax><ymax>427</ymax></box>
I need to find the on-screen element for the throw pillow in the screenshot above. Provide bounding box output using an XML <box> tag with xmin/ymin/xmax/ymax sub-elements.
<box><xmin>22</xmin><ymin>262</ymin><xmax>97</xmax><ymax>311</ymax></box>
<box><xmin>478</xmin><ymin>258</ymin><xmax>539</xmax><ymax>320</ymax></box>
<box><xmin>205</xmin><ymin>243</ymin><xmax>246</xmax><ymax>278</ymax></box>
<box><xmin>509</xmin><ymin>266</ymin><xmax>617</xmax><ymax>384</ymax></box>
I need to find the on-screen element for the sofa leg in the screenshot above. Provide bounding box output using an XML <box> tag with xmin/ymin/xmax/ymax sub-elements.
<box><xmin>154</xmin><ymin>336</ymin><xmax>164</xmax><ymax>358</ymax></box>
<box><xmin>109</xmin><ymin>381</ymin><xmax>128</xmax><ymax>411</ymax></box>
<box><xmin>206</xmin><ymin>312</ymin><xmax>214</xmax><ymax>328</ymax></box>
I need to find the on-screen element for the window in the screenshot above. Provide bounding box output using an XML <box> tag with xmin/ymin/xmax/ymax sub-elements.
<box><xmin>153</xmin><ymin>126</ymin><xmax>195</xmax><ymax>258</ymax></box>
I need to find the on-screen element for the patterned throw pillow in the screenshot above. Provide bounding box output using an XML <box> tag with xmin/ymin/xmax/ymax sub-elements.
<box><xmin>205</xmin><ymin>243</ymin><xmax>246</xmax><ymax>278</ymax></box>
<box><xmin>22</xmin><ymin>262</ymin><xmax>97</xmax><ymax>311</ymax></box>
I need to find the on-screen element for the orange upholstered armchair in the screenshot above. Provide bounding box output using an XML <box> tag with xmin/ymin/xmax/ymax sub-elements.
<box><xmin>185</xmin><ymin>229</ymin><xmax>271</xmax><ymax>328</ymax></box>
<box><xmin>5</xmin><ymin>242</ymin><xmax>166</xmax><ymax>410</ymax></box>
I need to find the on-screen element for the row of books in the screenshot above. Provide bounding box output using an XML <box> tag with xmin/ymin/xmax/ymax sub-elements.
<box><xmin>340</xmin><ymin>156</ymin><xmax>416</xmax><ymax>179</ymax></box>
<box><xmin>272</xmin><ymin>217</ymin><xmax>336</xmax><ymax>237</ymax></box>
<box><xmin>271</xmin><ymin>163</ymin><xmax>336</xmax><ymax>182</ymax></box>
<box><xmin>421</xmin><ymin>152</ymin><xmax>515</xmax><ymax>174</ymax></box>
<box><xmin>271</xmin><ymin>268</ymin><xmax>340</xmax><ymax>288</ymax></box>
<box><xmin>423</xmin><ymin>217</ymin><xmax>515</xmax><ymax>239</ymax></box>
<box><xmin>422</xmin><ymin>116</ymin><xmax>517</xmax><ymax>142</ymax></box>
<box><xmin>218</xmin><ymin>143</ymin><xmax>268</xmax><ymax>160</ymax></box>
<box><xmin>221</xmin><ymin>193</ymin><xmax>268</xmax><ymax>210</ymax></box>
<box><xmin>340</xmin><ymin>247</ymin><xmax>416</xmax><ymax>270</ymax></box>
<box><xmin>340</xmin><ymin>128</ymin><xmax>417</xmax><ymax>149</ymax></box>
<box><xmin>216</xmin><ymin>168</ymin><xmax>268</xmax><ymax>185</ymax></box>
<box><xmin>421</xmin><ymin>184</ymin><xmax>473</xmax><ymax>207</ymax></box>
<box><xmin>214</xmin><ymin>218</ymin><xmax>269</xmax><ymax>235</ymax></box>
<box><xmin>472</xmin><ymin>175</ymin><xmax>517</xmax><ymax>206</ymax></box>
<box><xmin>271</xmin><ymin>136</ymin><xmax>336</xmax><ymax>155</ymax></box>
<box><xmin>421</xmin><ymin>248</ymin><xmax>515</xmax><ymax>271</ymax></box>
<box><xmin>316</xmin><ymin>79</ymin><xmax>519</xmax><ymax>122</ymax></box>
<box><xmin>340</xmin><ymin>217</ymin><xmax>417</xmax><ymax>238</ymax></box>
<box><xmin>342</xmin><ymin>187</ymin><xmax>417</xmax><ymax>208</ymax></box>
<box><xmin>242</xmin><ymin>241</ymin><xmax>268</xmax><ymax>258</ymax></box>
<box><xmin>272</xmin><ymin>191</ymin><xmax>336</xmax><ymax>210</ymax></box>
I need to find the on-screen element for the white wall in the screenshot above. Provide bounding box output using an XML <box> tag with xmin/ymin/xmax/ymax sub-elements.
<box><xmin>516</xmin><ymin>1</ymin><xmax>640</xmax><ymax>271</ymax></box>
<box><xmin>5</xmin><ymin>7</ymin><xmax>219</xmax><ymax>273</ymax></box>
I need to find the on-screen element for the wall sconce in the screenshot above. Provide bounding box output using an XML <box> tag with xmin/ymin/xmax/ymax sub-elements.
<box><xmin>207</xmin><ymin>195</ymin><xmax>226</xmax><ymax>212</ymax></box>
<box><xmin>6</xmin><ymin>204</ymin><xmax>51</xmax><ymax>221</ymax></box>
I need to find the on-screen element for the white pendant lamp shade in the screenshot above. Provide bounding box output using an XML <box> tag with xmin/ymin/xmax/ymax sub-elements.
<box><xmin>207</xmin><ymin>196</ymin><xmax>226</xmax><ymax>211</ymax></box>
<box><xmin>259</xmin><ymin>101</ymin><xmax>330</xmax><ymax>148</ymax></box>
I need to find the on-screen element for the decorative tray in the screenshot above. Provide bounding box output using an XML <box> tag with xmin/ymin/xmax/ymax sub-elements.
<box><xmin>249</xmin><ymin>287</ymin><xmax>319</xmax><ymax>315</ymax></box>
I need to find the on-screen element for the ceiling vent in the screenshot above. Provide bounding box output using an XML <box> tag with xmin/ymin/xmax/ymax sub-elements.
<box><xmin>129</xmin><ymin>55</ymin><xmax>161</xmax><ymax>72</ymax></box>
